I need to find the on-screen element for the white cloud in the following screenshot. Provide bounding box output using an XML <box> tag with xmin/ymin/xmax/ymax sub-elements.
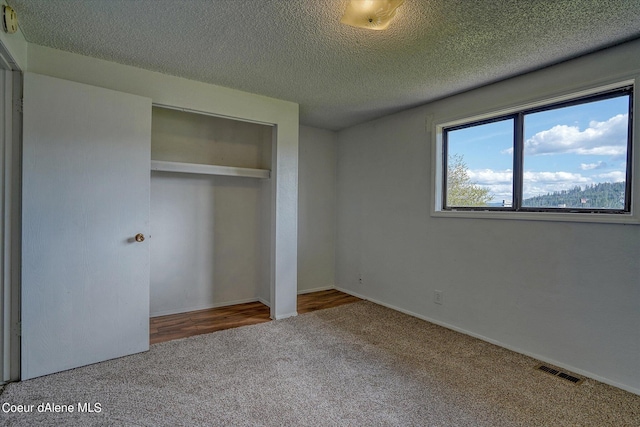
<box><xmin>522</xmin><ymin>171</ymin><xmax>590</xmax><ymax>183</ymax></box>
<box><xmin>467</xmin><ymin>169</ymin><xmax>512</xmax><ymax>184</ymax></box>
<box><xmin>580</xmin><ymin>161</ymin><xmax>607</xmax><ymax>170</ymax></box>
<box><xmin>594</xmin><ymin>171</ymin><xmax>626</xmax><ymax>182</ymax></box>
<box><xmin>468</xmin><ymin>169</ymin><xmax>591</xmax><ymax>188</ymax></box>
<box><xmin>524</xmin><ymin>114</ymin><xmax>628</xmax><ymax>156</ymax></box>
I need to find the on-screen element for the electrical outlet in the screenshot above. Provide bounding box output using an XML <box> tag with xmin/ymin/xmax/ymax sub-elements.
<box><xmin>434</xmin><ymin>290</ymin><xmax>443</xmax><ymax>305</ymax></box>
<box><xmin>358</xmin><ymin>274</ymin><xmax>363</xmax><ymax>285</ymax></box>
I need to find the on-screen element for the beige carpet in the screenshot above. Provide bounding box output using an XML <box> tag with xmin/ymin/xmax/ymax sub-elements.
<box><xmin>0</xmin><ymin>301</ymin><xmax>638</xmax><ymax>426</ymax></box>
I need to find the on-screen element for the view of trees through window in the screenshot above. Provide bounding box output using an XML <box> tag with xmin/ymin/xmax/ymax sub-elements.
<box><xmin>444</xmin><ymin>88</ymin><xmax>631</xmax><ymax>212</ymax></box>
<box><xmin>446</xmin><ymin>154</ymin><xmax>493</xmax><ymax>207</ymax></box>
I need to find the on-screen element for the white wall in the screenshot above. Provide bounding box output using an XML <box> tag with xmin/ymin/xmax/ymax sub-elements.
<box><xmin>26</xmin><ymin>44</ymin><xmax>299</xmax><ymax>319</ymax></box>
<box><xmin>150</xmin><ymin>173</ymin><xmax>266</xmax><ymax>316</ymax></box>
<box><xmin>298</xmin><ymin>126</ymin><xmax>337</xmax><ymax>293</ymax></box>
<box><xmin>336</xmin><ymin>39</ymin><xmax>640</xmax><ymax>394</ymax></box>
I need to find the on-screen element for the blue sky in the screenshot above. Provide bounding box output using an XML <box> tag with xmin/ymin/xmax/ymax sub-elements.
<box><xmin>447</xmin><ymin>95</ymin><xmax>630</xmax><ymax>203</ymax></box>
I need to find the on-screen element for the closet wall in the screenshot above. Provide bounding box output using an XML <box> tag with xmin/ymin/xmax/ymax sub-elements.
<box><xmin>150</xmin><ymin>107</ymin><xmax>273</xmax><ymax>317</ymax></box>
<box><xmin>298</xmin><ymin>126</ymin><xmax>337</xmax><ymax>293</ymax></box>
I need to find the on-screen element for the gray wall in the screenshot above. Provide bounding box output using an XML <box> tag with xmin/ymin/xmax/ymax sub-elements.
<box><xmin>298</xmin><ymin>126</ymin><xmax>338</xmax><ymax>293</ymax></box>
<box><xmin>336</xmin><ymin>39</ymin><xmax>640</xmax><ymax>393</ymax></box>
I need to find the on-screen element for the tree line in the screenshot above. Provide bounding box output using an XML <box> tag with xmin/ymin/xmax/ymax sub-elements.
<box><xmin>447</xmin><ymin>154</ymin><xmax>625</xmax><ymax>209</ymax></box>
<box><xmin>523</xmin><ymin>181</ymin><xmax>626</xmax><ymax>209</ymax></box>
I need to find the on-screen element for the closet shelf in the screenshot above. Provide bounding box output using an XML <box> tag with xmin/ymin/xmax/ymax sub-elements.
<box><xmin>151</xmin><ymin>160</ymin><xmax>270</xmax><ymax>179</ymax></box>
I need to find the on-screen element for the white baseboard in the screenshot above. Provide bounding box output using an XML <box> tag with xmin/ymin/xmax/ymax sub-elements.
<box><xmin>272</xmin><ymin>311</ymin><xmax>298</xmax><ymax>320</ymax></box>
<box><xmin>150</xmin><ymin>297</ymin><xmax>264</xmax><ymax>318</ymax></box>
<box><xmin>260</xmin><ymin>286</ymin><xmax>336</xmax><ymax>319</ymax></box>
<box><xmin>151</xmin><ymin>286</ymin><xmax>337</xmax><ymax>318</ymax></box>
<box><xmin>335</xmin><ymin>286</ymin><xmax>640</xmax><ymax>396</ymax></box>
<box><xmin>255</xmin><ymin>286</ymin><xmax>337</xmax><ymax>308</ymax></box>
<box><xmin>297</xmin><ymin>285</ymin><xmax>335</xmax><ymax>295</ymax></box>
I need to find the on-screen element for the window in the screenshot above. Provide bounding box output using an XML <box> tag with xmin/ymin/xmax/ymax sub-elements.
<box><xmin>438</xmin><ymin>84</ymin><xmax>633</xmax><ymax>217</ymax></box>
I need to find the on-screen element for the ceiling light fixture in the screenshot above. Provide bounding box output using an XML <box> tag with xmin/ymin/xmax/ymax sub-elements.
<box><xmin>340</xmin><ymin>0</ymin><xmax>404</xmax><ymax>30</ymax></box>
<box><xmin>2</xmin><ymin>5</ymin><xmax>18</xmax><ymax>34</ymax></box>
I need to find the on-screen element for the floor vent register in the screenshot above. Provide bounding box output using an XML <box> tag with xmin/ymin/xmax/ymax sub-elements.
<box><xmin>535</xmin><ymin>364</ymin><xmax>584</xmax><ymax>385</ymax></box>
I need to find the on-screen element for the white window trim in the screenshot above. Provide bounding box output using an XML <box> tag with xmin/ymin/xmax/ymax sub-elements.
<box><xmin>432</xmin><ymin>79</ymin><xmax>640</xmax><ymax>225</ymax></box>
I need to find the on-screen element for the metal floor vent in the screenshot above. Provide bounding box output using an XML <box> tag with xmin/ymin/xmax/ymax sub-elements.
<box><xmin>535</xmin><ymin>364</ymin><xmax>584</xmax><ymax>385</ymax></box>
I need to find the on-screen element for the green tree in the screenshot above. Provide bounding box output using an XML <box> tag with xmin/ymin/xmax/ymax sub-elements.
<box><xmin>447</xmin><ymin>154</ymin><xmax>492</xmax><ymax>207</ymax></box>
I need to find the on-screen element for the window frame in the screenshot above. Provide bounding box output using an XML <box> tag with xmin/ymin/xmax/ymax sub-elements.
<box><xmin>442</xmin><ymin>114</ymin><xmax>518</xmax><ymax>212</ymax></box>
<box><xmin>432</xmin><ymin>80</ymin><xmax>639</xmax><ymax>224</ymax></box>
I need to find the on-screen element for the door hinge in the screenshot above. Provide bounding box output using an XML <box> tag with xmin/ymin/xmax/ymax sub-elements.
<box><xmin>14</xmin><ymin>98</ymin><xmax>23</xmax><ymax>113</ymax></box>
<box><xmin>14</xmin><ymin>321</ymin><xmax>21</xmax><ymax>336</ymax></box>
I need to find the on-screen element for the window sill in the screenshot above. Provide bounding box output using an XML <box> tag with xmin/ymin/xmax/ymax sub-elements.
<box><xmin>431</xmin><ymin>209</ymin><xmax>640</xmax><ymax>225</ymax></box>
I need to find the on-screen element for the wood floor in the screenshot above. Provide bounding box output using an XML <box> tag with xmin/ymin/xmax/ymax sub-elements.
<box><xmin>149</xmin><ymin>289</ymin><xmax>361</xmax><ymax>345</ymax></box>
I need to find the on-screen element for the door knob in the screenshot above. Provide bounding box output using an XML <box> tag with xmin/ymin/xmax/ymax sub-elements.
<box><xmin>135</xmin><ymin>233</ymin><xmax>145</xmax><ymax>242</ymax></box>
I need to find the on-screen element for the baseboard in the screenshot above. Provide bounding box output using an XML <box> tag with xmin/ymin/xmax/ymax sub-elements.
<box><xmin>152</xmin><ymin>287</ymin><xmax>337</xmax><ymax>318</ymax></box>
<box><xmin>150</xmin><ymin>297</ymin><xmax>263</xmax><ymax>318</ymax></box>
<box><xmin>335</xmin><ymin>286</ymin><xmax>640</xmax><ymax>396</ymax></box>
<box><xmin>297</xmin><ymin>285</ymin><xmax>335</xmax><ymax>295</ymax></box>
<box><xmin>272</xmin><ymin>311</ymin><xmax>298</xmax><ymax>320</ymax></box>
<box><xmin>256</xmin><ymin>287</ymin><xmax>336</xmax><ymax>318</ymax></box>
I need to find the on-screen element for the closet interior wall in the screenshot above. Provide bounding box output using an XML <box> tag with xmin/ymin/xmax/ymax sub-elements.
<box><xmin>150</xmin><ymin>106</ymin><xmax>273</xmax><ymax>317</ymax></box>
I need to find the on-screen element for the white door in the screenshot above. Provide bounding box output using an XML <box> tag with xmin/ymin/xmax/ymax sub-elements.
<box><xmin>21</xmin><ymin>73</ymin><xmax>151</xmax><ymax>380</ymax></box>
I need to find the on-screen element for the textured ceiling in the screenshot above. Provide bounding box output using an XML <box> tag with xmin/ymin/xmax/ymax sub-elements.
<box><xmin>7</xmin><ymin>0</ymin><xmax>640</xmax><ymax>130</ymax></box>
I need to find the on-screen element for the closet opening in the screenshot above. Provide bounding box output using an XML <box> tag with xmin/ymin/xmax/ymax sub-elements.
<box><xmin>149</xmin><ymin>106</ymin><xmax>274</xmax><ymax>342</ymax></box>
